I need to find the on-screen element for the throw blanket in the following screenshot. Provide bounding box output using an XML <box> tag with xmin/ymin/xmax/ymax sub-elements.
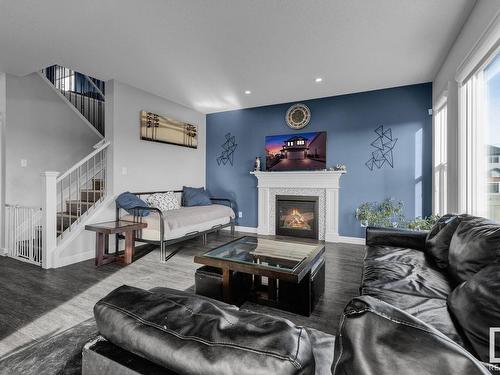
<box><xmin>163</xmin><ymin>204</ymin><xmax>235</xmax><ymax>231</ymax></box>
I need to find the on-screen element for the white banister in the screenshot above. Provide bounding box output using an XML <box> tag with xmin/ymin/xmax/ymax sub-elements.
<box><xmin>41</xmin><ymin>171</ymin><xmax>59</xmax><ymax>269</ymax></box>
<box><xmin>57</xmin><ymin>141</ymin><xmax>110</xmax><ymax>182</ymax></box>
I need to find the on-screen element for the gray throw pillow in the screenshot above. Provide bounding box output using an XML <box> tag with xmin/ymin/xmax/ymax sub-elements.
<box><xmin>182</xmin><ymin>186</ymin><xmax>212</xmax><ymax>207</ymax></box>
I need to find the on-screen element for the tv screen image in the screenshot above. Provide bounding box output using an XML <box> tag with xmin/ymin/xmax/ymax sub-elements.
<box><xmin>265</xmin><ymin>131</ymin><xmax>327</xmax><ymax>171</ymax></box>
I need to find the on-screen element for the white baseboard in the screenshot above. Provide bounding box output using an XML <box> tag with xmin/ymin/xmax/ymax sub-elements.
<box><xmin>224</xmin><ymin>227</ymin><xmax>364</xmax><ymax>244</ymax></box>
<box><xmin>222</xmin><ymin>225</ymin><xmax>258</xmax><ymax>234</ymax></box>
<box><xmin>53</xmin><ymin>250</ymin><xmax>95</xmax><ymax>268</ymax></box>
<box><xmin>335</xmin><ymin>236</ymin><xmax>365</xmax><ymax>245</ymax></box>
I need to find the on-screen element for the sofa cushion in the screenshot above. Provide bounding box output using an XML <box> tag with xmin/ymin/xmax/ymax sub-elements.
<box><xmin>365</xmin><ymin>227</ymin><xmax>427</xmax><ymax>251</ymax></box>
<box><xmin>332</xmin><ymin>296</ymin><xmax>492</xmax><ymax>375</ymax></box>
<box><xmin>182</xmin><ymin>186</ymin><xmax>212</xmax><ymax>207</ymax></box>
<box><xmin>448</xmin><ymin>216</ymin><xmax>500</xmax><ymax>284</ymax></box>
<box><xmin>448</xmin><ymin>263</ymin><xmax>500</xmax><ymax>363</ymax></box>
<box><xmin>146</xmin><ymin>192</ymin><xmax>180</xmax><ymax>211</ymax></box>
<box><xmin>116</xmin><ymin>192</ymin><xmax>150</xmax><ymax>216</ymax></box>
<box><xmin>362</xmin><ymin>287</ymin><xmax>465</xmax><ymax>346</ymax></box>
<box><xmin>425</xmin><ymin>214</ymin><xmax>463</xmax><ymax>269</ymax></box>
<box><xmin>94</xmin><ymin>285</ymin><xmax>316</xmax><ymax>375</ymax></box>
<box><xmin>361</xmin><ymin>260</ymin><xmax>451</xmax><ymax>299</ymax></box>
<box><xmin>364</xmin><ymin>245</ymin><xmax>427</xmax><ymax>266</ymax></box>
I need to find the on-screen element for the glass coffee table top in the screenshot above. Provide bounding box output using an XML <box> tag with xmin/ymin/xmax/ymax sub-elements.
<box><xmin>202</xmin><ymin>236</ymin><xmax>320</xmax><ymax>271</ymax></box>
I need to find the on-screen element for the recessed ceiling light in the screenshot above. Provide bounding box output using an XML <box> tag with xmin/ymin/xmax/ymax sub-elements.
<box><xmin>315</xmin><ymin>77</ymin><xmax>323</xmax><ymax>83</ymax></box>
<box><xmin>244</xmin><ymin>90</ymin><xmax>252</xmax><ymax>95</ymax></box>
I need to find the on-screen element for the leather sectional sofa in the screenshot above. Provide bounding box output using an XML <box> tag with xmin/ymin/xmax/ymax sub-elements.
<box><xmin>82</xmin><ymin>214</ymin><xmax>500</xmax><ymax>374</ymax></box>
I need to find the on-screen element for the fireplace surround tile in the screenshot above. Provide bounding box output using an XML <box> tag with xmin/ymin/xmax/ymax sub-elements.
<box><xmin>251</xmin><ymin>171</ymin><xmax>345</xmax><ymax>242</ymax></box>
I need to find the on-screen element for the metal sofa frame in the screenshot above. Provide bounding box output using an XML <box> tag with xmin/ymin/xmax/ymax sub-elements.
<box><xmin>115</xmin><ymin>190</ymin><xmax>235</xmax><ymax>262</ymax></box>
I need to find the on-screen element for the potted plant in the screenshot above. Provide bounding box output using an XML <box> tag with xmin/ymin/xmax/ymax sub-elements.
<box><xmin>356</xmin><ymin>199</ymin><xmax>440</xmax><ymax>231</ymax></box>
<box><xmin>355</xmin><ymin>198</ymin><xmax>404</xmax><ymax>228</ymax></box>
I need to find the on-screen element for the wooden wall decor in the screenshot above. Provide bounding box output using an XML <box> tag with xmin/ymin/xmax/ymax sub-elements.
<box><xmin>140</xmin><ymin>110</ymin><xmax>198</xmax><ymax>149</ymax></box>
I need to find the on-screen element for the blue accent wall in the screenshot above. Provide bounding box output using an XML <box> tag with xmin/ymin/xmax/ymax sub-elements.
<box><xmin>206</xmin><ymin>83</ymin><xmax>432</xmax><ymax>238</ymax></box>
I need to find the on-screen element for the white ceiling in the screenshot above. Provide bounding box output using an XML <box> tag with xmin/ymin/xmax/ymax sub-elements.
<box><xmin>0</xmin><ymin>0</ymin><xmax>475</xmax><ymax>114</ymax></box>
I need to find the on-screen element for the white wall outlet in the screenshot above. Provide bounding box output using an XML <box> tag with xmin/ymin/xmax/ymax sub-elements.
<box><xmin>20</xmin><ymin>159</ymin><xmax>27</xmax><ymax>168</ymax></box>
<box><xmin>238</xmin><ymin>211</ymin><xmax>243</xmax><ymax>218</ymax></box>
<box><xmin>121</xmin><ymin>167</ymin><xmax>128</xmax><ymax>175</ymax></box>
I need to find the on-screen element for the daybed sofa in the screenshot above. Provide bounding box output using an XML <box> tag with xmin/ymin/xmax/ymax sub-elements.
<box><xmin>116</xmin><ymin>190</ymin><xmax>235</xmax><ymax>261</ymax></box>
<box><xmin>82</xmin><ymin>214</ymin><xmax>500</xmax><ymax>375</ymax></box>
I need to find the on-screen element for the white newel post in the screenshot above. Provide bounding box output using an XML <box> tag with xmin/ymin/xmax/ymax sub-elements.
<box><xmin>41</xmin><ymin>171</ymin><xmax>59</xmax><ymax>269</ymax></box>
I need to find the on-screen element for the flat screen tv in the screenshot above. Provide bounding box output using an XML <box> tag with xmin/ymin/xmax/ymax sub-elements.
<box><xmin>265</xmin><ymin>131</ymin><xmax>327</xmax><ymax>171</ymax></box>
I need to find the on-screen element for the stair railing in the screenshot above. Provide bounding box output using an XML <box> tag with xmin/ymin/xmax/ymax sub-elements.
<box><xmin>41</xmin><ymin>65</ymin><xmax>105</xmax><ymax>136</ymax></box>
<box><xmin>56</xmin><ymin>140</ymin><xmax>110</xmax><ymax>238</ymax></box>
<box><xmin>4</xmin><ymin>204</ymin><xmax>43</xmax><ymax>265</ymax></box>
<box><xmin>41</xmin><ymin>141</ymin><xmax>110</xmax><ymax>268</ymax></box>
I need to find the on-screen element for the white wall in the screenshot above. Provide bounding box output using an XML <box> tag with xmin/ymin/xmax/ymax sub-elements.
<box><xmin>0</xmin><ymin>73</ymin><xmax>6</xmax><ymax>250</ymax></box>
<box><xmin>5</xmin><ymin>73</ymin><xmax>101</xmax><ymax>207</ymax></box>
<box><xmin>111</xmin><ymin>80</ymin><xmax>206</xmax><ymax>193</ymax></box>
<box><xmin>433</xmin><ymin>0</ymin><xmax>500</xmax><ymax>212</ymax></box>
<box><xmin>53</xmin><ymin>79</ymin><xmax>206</xmax><ymax>267</ymax></box>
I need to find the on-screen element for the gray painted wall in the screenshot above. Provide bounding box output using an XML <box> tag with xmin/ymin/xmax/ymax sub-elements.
<box><xmin>5</xmin><ymin>73</ymin><xmax>100</xmax><ymax>207</ymax></box>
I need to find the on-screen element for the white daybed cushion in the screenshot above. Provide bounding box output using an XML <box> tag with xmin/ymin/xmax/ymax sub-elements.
<box><xmin>122</xmin><ymin>204</ymin><xmax>235</xmax><ymax>241</ymax></box>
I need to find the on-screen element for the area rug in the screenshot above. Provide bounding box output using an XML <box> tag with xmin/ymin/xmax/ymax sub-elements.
<box><xmin>0</xmin><ymin>318</ymin><xmax>98</xmax><ymax>375</ymax></box>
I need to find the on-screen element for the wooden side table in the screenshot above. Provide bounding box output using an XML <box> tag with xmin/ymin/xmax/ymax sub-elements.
<box><xmin>85</xmin><ymin>220</ymin><xmax>147</xmax><ymax>266</ymax></box>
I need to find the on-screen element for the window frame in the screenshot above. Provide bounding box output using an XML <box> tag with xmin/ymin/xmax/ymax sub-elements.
<box><xmin>433</xmin><ymin>94</ymin><xmax>448</xmax><ymax>215</ymax></box>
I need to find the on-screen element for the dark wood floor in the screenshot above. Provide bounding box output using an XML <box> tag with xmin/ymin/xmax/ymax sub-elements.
<box><xmin>0</xmin><ymin>231</ymin><xmax>364</xmax><ymax>361</ymax></box>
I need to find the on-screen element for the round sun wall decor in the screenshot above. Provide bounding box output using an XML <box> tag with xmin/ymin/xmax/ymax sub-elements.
<box><xmin>285</xmin><ymin>103</ymin><xmax>311</xmax><ymax>129</ymax></box>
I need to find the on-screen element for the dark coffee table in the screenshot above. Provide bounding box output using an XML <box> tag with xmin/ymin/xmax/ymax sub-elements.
<box><xmin>194</xmin><ymin>236</ymin><xmax>325</xmax><ymax>315</ymax></box>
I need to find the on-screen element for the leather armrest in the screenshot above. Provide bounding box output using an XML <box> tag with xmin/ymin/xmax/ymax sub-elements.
<box><xmin>332</xmin><ymin>296</ymin><xmax>491</xmax><ymax>375</ymax></box>
<box><xmin>365</xmin><ymin>226</ymin><xmax>428</xmax><ymax>251</ymax></box>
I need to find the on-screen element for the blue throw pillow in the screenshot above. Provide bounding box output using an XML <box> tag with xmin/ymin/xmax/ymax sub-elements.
<box><xmin>182</xmin><ymin>186</ymin><xmax>212</xmax><ymax>207</ymax></box>
<box><xmin>116</xmin><ymin>192</ymin><xmax>150</xmax><ymax>216</ymax></box>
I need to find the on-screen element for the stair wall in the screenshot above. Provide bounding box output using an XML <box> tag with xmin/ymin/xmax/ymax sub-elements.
<box><xmin>5</xmin><ymin>73</ymin><xmax>101</xmax><ymax>207</ymax></box>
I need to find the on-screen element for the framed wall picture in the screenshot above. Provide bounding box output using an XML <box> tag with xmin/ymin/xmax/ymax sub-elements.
<box><xmin>140</xmin><ymin>110</ymin><xmax>198</xmax><ymax>149</ymax></box>
<box><xmin>265</xmin><ymin>131</ymin><xmax>326</xmax><ymax>171</ymax></box>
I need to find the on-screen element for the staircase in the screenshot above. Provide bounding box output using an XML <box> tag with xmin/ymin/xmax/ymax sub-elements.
<box><xmin>40</xmin><ymin>65</ymin><xmax>105</xmax><ymax>137</ymax></box>
<box><xmin>56</xmin><ymin>178</ymin><xmax>105</xmax><ymax>236</ymax></box>
<box><xmin>55</xmin><ymin>141</ymin><xmax>110</xmax><ymax>240</ymax></box>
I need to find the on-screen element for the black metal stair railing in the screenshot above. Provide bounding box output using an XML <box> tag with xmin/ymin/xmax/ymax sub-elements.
<box><xmin>41</xmin><ymin>65</ymin><xmax>105</xmax><ymax>136</ymax></box>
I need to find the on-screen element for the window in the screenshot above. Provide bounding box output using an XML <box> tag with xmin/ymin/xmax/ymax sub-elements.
<box><xmin>55</xmin><ymin>66</ymin><xmax>75</xmax><ymax>92</ymax></box>
<box><xmin>459</xmin><ymin>51</ymin><xmax>500</xmax><ymax>222</ymax></box>
<box><xmin>433</xmin><ymin>101</ymin><xmax>447</xmax><ymax>215</ymax></box>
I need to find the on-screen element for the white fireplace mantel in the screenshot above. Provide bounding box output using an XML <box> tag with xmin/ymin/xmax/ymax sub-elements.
<box><xmin>251</xmin><ymin>170</ymin><xmax>345</xmax><ymax>242</ymax></box>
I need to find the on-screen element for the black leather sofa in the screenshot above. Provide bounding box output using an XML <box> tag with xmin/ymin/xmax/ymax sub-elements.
<box><xmin>356</xmin><ymin>214</ymin><xmax>500</xmax><ymax>372</ymax></box>
<box><xmin>82</xmin><ymin>214</ymin><xmax>500</xmax><ymax>374</ymax></box>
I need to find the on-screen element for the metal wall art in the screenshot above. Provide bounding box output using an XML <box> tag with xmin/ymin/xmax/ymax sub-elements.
<box><xmin>216</xmin><ymin>133</ymin><xmax>237</xmax><ymax>166</ymax></box>
<box><xmin>140</xmin><ymin>110</ymin><xmax>198</xmax><ymax>149</ymax></box>
<box><xmin>365</xmin><ymin>125</ymin><xmax>398</xmax><ymax>170</ymax></box>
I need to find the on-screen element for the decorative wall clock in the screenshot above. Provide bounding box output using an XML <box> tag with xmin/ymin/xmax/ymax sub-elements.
<box><xmin>285</xmin><ymin>103</ymin><xmax>311</xmax><ymax>129</ymax></box>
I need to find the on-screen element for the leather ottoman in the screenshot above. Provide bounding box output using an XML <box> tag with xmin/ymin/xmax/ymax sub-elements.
<box><xmin>195</xmin><ymin>265</ymin><xmax>252</xmax><ymax>305</ymax></box>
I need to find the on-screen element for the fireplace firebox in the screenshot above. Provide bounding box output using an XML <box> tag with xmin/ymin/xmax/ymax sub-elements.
<box><xmin>275</xmin><ymin>195</ymin><xmax>319</xmax><ymax>239</ymax></box>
